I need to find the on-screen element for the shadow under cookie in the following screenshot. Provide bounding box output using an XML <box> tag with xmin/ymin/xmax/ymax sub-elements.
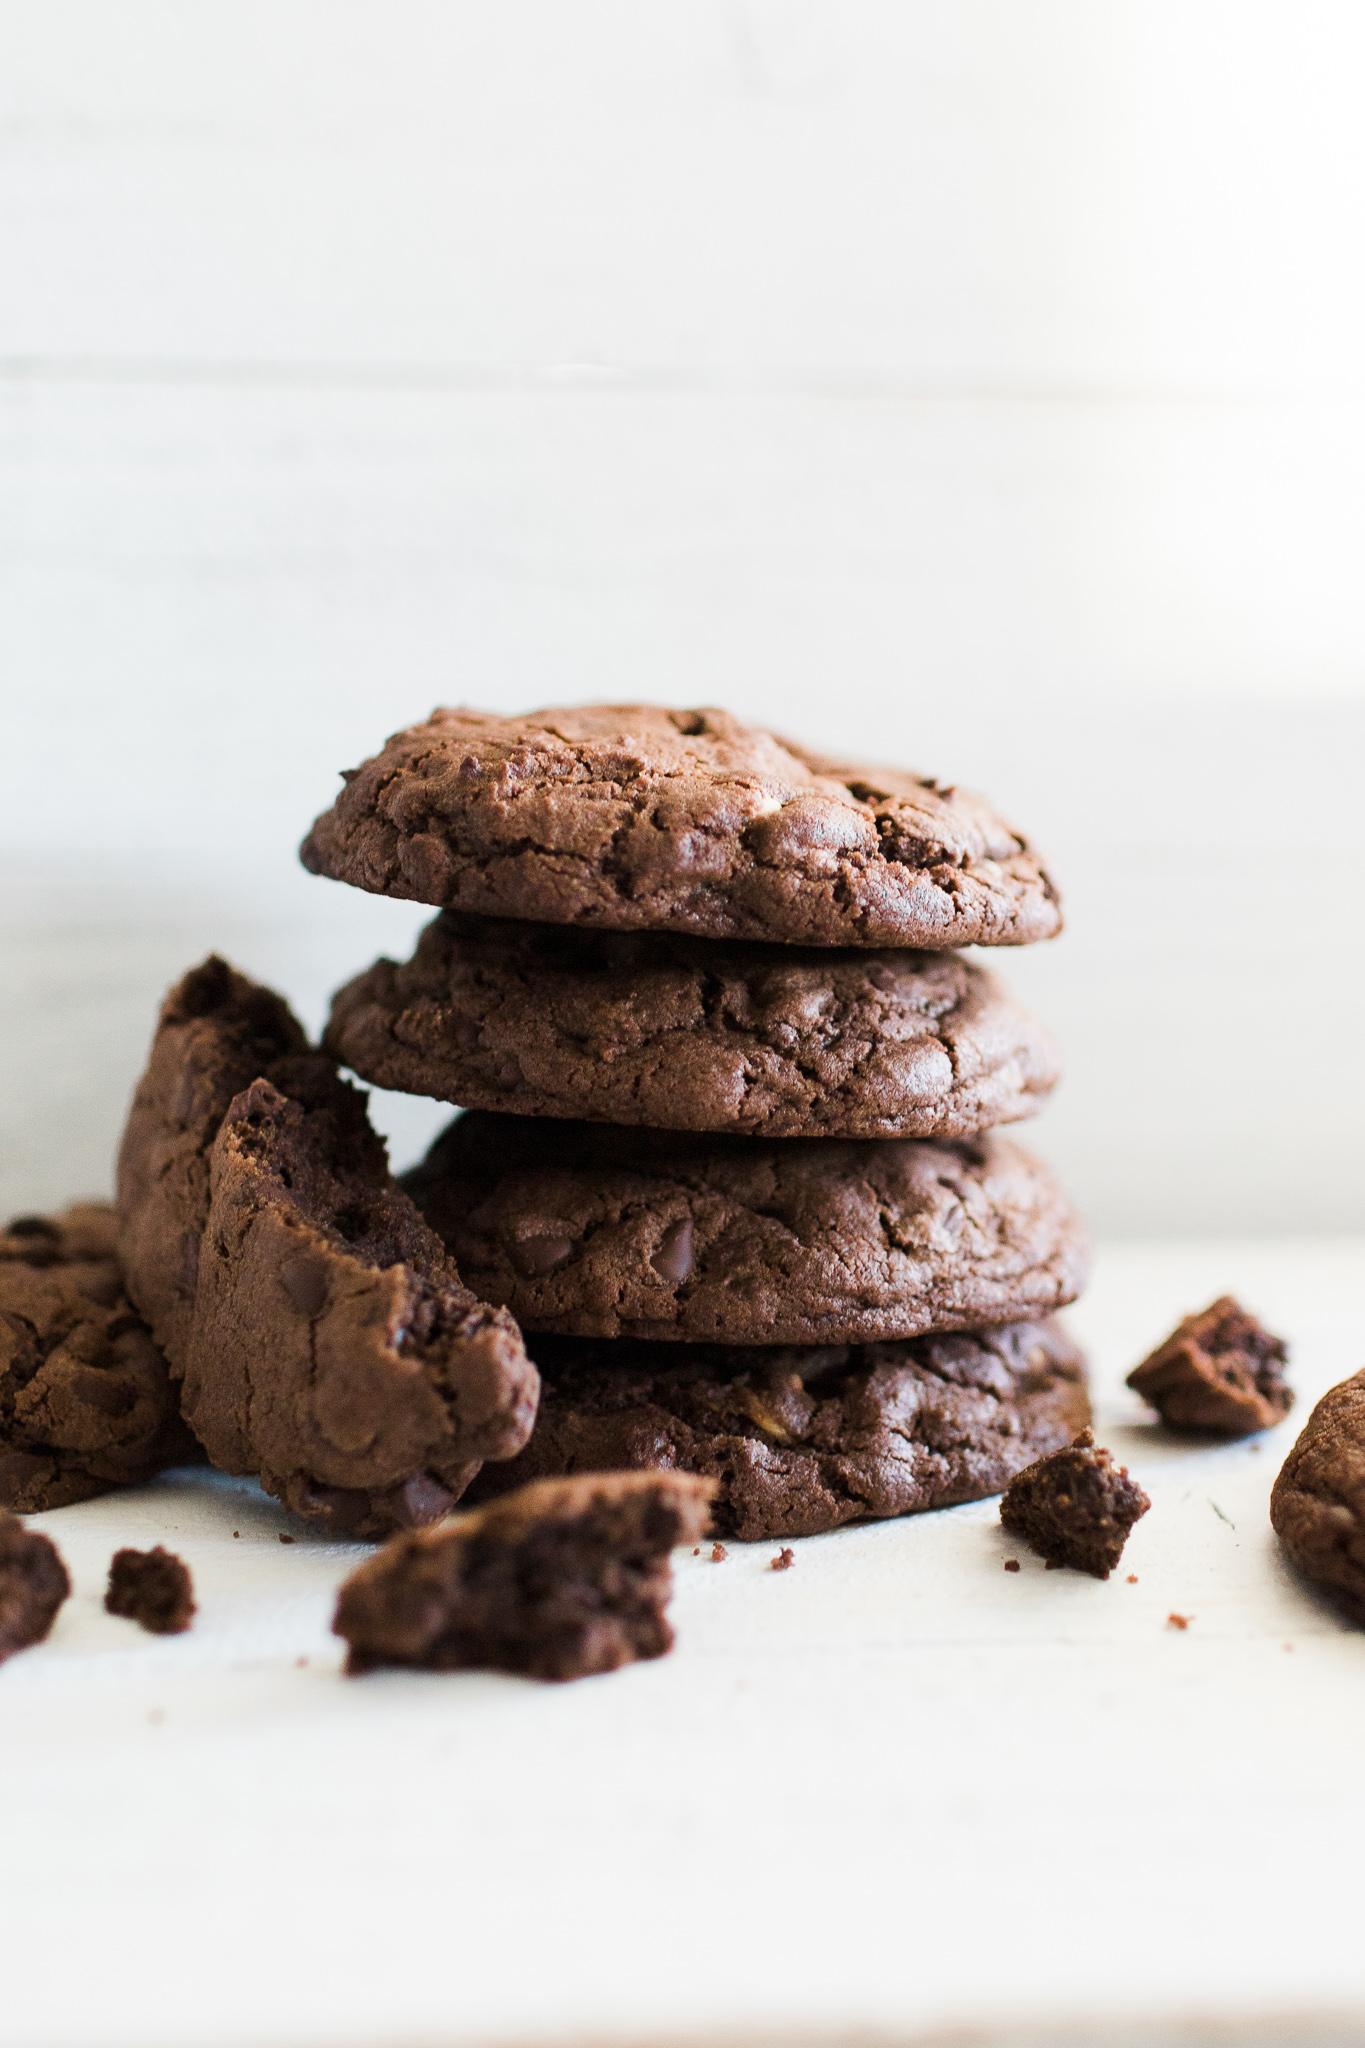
<box><xmin>403</xmin><ymin>1112</ymin><xmax>1090</xmax><ymax>1346</ymax></box>
<box><xmin>464</xmin><ymin>1319</ymin><xmax>1090</xmax><ymax>1541</ymax></box>
<box><xmin>325</xmin><ymin>912</ymin><xmax>1059</xmax><ymax>1140</ymax></box>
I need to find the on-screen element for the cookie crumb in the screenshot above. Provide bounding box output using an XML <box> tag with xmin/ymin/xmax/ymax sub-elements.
<box><xmin>232</xmin><ymin>1530</ymin><xmax>240</xmax><ymax>1538</ymax></box>
<box><xmin>1128</xmin><ymin>1297</ymin><xmax>1291</xmax><ymax>1436</ymax></box>
<box><xmin>0</xmin><ymin>1512</ymin><xmax>70</xmax><ymax>1664</ymax></box>
<box><xmin>1167</xmin><ymin>1612</ymin><xmax>1192</xmax><ymax>1630</ymax></box>
<box><xmin>1126</xmin><ymin>1574</ymin><xmax>1138</xmax><ymax>1584</ymax></box>
<box><xmin>279</xmin><ymin>1533</ymin><xmax>295</xmax><ymax>1545</ymax></box>
<box><xmin>710</xmin><ymin>1542</ymin><xmax>728</xmax><ymax>1563</ymax></box>
<box><xmin>692</xmin><ymin>1546</ymin><xmax>701</xmax><ymax>1556</ymax></box>
<box><xmin>105</xmin><ymin>1546</ymin><xmax>196</xmax><ymax>1635</ymax></box>
<box><xmin>1000</xmin><ymin>1429</ymin><xmax>1150</xmax><ymax>1579</ymax></box>
<box><xmin>295</xmin><ymin>1655</ymin><xmax>309</xmax><ymax>1667</ymax></box>
<box><xmin>334</xmin><ymin>1471</ymin><xmax>713</xmax><ymax>1681</ymax></box>
<box><xmin>1003</xmin><ymin>1559</ymin><xmax>1021</xmax><ymax>1572</ymax></box>
<box><xmin>771</xmin><ymin>1547</ymin><xmax>795</xmax><ymax>1572</ymax></box>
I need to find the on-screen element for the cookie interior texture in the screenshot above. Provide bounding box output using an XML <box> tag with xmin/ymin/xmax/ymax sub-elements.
<box><xmin>402</xmin><ymin>1111</ymin><xmax>1089</xmax><ymax>1347</ymax></box>
<box><xmin>301</xmin><ymin>704</ymin><xmax>1062</xmax><ymax>950</ymax></box>
<box><xmin>333</xmin><ymin>1469</ymin><xmax>714</xmax><ymax>1681</ymax></box>
<box><xmin>116</xmin><ymin>956</ymin><xmax>538</xmax><ymax>1537</ymax></box>
<box><xmin>464</xmin><ymin>1318</ymin><xmax>1090</xmax><ymax>1541</ymax></box>
<box><xmin>1</xmin><ymin>1202</ymin><xmax>197</xmax><ymax>1513</ymax></box>
<box><xmin>1127</xmin><ymin>1296</ymin><xmax>1292</xmax><ymax>1436</ymax></box>
<box><xmin>999</xmin><ymin>1428</ymin><xmax>1150</xmax><ymax>1579</ymax></box>
<box><xmin>1270</xmin><ymin>1369</ymin><xmax>1365</xmax><ymax>1624</ymax></box>
<box><xmin>326</xmin><ymin>911</ymin><xmax>1059</xmax><ymax>1140</ymax></box>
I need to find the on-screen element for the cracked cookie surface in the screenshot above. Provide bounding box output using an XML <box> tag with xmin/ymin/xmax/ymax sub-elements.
<box><xmin>116</xmin><ymin>957</ymin><xmax>538</xmax><ymax>1536</ymax></box>
<box><xmin>1270</xmin><ymin>1369</ymin><xmax>1365</xmax><ymax>1624</ymax></box>
<box><xmin>402</xmin><ymin>1112</ymin><xmax>1089</xmax><ymax>1346</ymax></box>
<box><xmin>1</xmin><ymin>1203</ymin><xmax>196</xmax><ymax>1512</ymax></box>
<box><xmin>325</xmin><ymin>911</ymin><xmax>1059</xmax><ymax>1139</ymax></box>
<box><xmin>465</xmin><ymin>1318</ymin><xmax>1089</xmax><ymax>1541</ymax></box>
<box><xmin>301</xmin><ymin>704</ymin><xmax>1062</xmax><ymax>949</ymax></box>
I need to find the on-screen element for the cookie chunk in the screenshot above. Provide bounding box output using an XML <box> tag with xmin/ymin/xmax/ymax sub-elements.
<box><xmin>105</xmin><ymin>1545</ymin><xmax>196</xmax><ymax>1635</ymax></box>
<box><xmin>301</xmin><ymin>704</ymin><xmax>1062</xmax><ymax>950</ymax></box>
<box><xmin>465</xmin><ymin>1319</ymin><xmax>1089</xmax><ymax>1540</ymax></box>
<box><xmin>325</xmin><ymin>912</ymin><xmax>1060</xmax><ymax>1140</ymax></box>
<box><xmin>1270</xmin><ymin>1369</ymin><xmax>1365</xmax><ymax>1625</ymax></box>
<box><xmin>1000</xmin><ymin>1428</ymin><xmax>1150</xmax><ymax>1577</ymax></box>
<box><xmin>1128</xmin><ymin>1297</ymin><xmax>1292</xmax><ymax>1435</ymax></box>
<box><xmin>1</xmin><ymin>1204</ymin><xmax>196</xmax><ymax>1513</ymax></box>
<box><xmin>0</xmin><ymin>1512</ymin><xmax>70</xmax><ymax>1664</ymax></box>
<box><xmin>403</xmin><ymin>1113</ymin><xmax>1089</xmax><ymax>1347</ymax></box>
<box><xmin>116</xmin><ymin>958</ymin><xmax>539</xmax><ymax>1537</ymax></box>
<box><xmin>334</xmin><ymin>1470</ymin><xmax>714</xmax><ymax>1681</ymax></box>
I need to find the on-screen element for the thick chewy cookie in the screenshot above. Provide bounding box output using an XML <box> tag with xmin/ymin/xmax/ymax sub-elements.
<box><xmin>403</xmin><ymin>1112</ymin><xmax>1089</xmax><ymax>1346</ymax></box>
<box><xmin>334</xmin><ymin>1470</ymin><xmax>714</xmax><ymax>1681</ymax></box>
<box><xmin>1270</xmin><ymin>1369</ymin><xmax>1365</xmax><ymax>1624</ymax></box>
<box><xmin>116</xmin><ymin>958</ymin><xmax>538</xmax><ymax>1536</ymax></box>
<box><xmin>301</xmin><ymin>705</ymin><xmax>1061</xmax><ymax>950</ymax></box>
<box><xmin>465</xmin><ymin>1319</ymin><xmax>1090</xmax><ymax>1541</ymax></box>
<box><xmin>326</xmin><ymin>912</ymin><xmax>1059</xmax><ymax>1140</ymax></box>
<box><xmin>1</xmin><ymin>1204</ymin><xmax>195</xmax><ymax>1512</ymax></box>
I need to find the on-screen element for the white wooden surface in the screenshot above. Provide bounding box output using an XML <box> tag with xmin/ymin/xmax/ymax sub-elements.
<box><xmin>3</xmin><ymin>1234</ymin><xmax>1363</xmax><ymax>2048</ymax></box>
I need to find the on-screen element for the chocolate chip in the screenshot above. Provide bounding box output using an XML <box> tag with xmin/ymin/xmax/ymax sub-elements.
<box><xmin>177</xmin><ymin>1231</ymin><xmax>201</xmax><ymax>1301</ymax></box>
<box><xmin>280</xmin><ymin>1254</ymin><xmax>329</xmax><ymax>1318</ymax></box>
<box><xmin>3</xmin><ymin>1216</ymin><xmax>60</xmax><ymax>1241</ymax></box>
<box><xmin>400</xmin><ymin>1474</ymin><xmax>456</xmax><ymax>1525</ymax></box>
<box><xmin>513</xmin><ymin>1235</ymin><xmax>574</xmax><ymax>1278</ymax></box>
<box><xmin>651</xmin><ymin>1219</ymin><xmax>694</xmax><ymax>1285</ymax></box>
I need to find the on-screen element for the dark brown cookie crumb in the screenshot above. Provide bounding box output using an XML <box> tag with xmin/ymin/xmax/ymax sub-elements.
<box><xmin>1000</xmin><ymin>1427</ymin><xmax>1150</xmax><ymax>1579</ymax></box>
<box><xmin>279</xmin><ymin>1534</ymin><xmax>295</xmax><ymax>1545</ymax></box>
<box><xmin>105</xmin><ymin>1546</ymin><xmax>196</xmax><ymax>1635</ymax></box>
<box><xmin>0</xmin><ymin>1512</ymin><xmax>70</xmax><ymax>1663</ymax></box>
<box><xmin>1128</xmin><ymin>1297</ymin><xmax>1291</xmax><ymax>1436</ymax></box>
<box><xmin>1003</xmin><ymin>1558</ymin><xmax>1020</xmax><ymax>1572</ymax></box>
<box><xmin>1270</xmin><ymin>1367</ymin><xmax>1365</xmax><ymax>1624</ymax></box>
<box><xmin>771</xmin><ymin>1547</ymin><xmax>795</xmax><ymax>1571</ymax></box>
<box><xmin>334</xmin><ymin>1470</ymin><xmax>714</xmax><ymax>1682</ymax></box>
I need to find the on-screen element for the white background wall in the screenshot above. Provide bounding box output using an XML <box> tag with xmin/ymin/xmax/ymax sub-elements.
<box><xmin>3</xmin><ymin>1</ymin><xmax>1364</xmax><ymax>1234</ymax></box>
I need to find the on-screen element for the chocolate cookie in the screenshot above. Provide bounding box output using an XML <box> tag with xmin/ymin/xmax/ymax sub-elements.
<box><xmin>301</xmin><ymin>705</ymin><xmax>1061</xmax><ymax>950</ymax></box>
<box><xmin>334</xmin><ymin>1470</ymin><xmax>714</xmax><ymax>1681</ymax></box>
<box><xmin>1000</xmin><ymin>1428</ymin><xmax>1150</xmax><ymax>1578</ymax></box>
<box><xmin>1</xmin><ymin>1203</ymin><xmax>195</xmax><ymax>1513</ymax></box>
<box><xmin>116</xmin><ymin>958</ymin><xmax>539</xmax><ymax>1537</ymax></box>
<box><xmin>325</xmin><ymin>912</ymin><xmax>1060</xmax><ymax>1140</ymax></box>
<box><xmin>0</xmin><ymin>1513</ymin><xmax>70</xmax><ymax>1664</ymax></box>
<box><xmin>402</xmin><ymin>1113</ymin><xmax>1089</xmax><ymax>1346</ymax></box>
<box><xmin>1270</xmin><ymin>1369</ymin><xmax>1365</xmax><ymax>1624</ymax></box>
<box><xmin>464</xmin><ymin>1319</ymin><xmax>1090</xmax><ymax>1541</ymax></box>
<box><xmin>1128</xmin><ymin>1297</ymin><xmax>1292</xmax><ymax>1436</ymax></box>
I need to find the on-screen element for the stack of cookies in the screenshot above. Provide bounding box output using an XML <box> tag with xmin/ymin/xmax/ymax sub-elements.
<box><xmin>307</xmin><ymin>704</ymin><xmax>1091</xmax><ymax>1542</ymax></box>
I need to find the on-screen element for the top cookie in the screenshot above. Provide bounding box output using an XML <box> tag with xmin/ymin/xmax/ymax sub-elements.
<box><xmin>301</xmin><ymin>705</ymin><xmax>1062</xmax><ymax>949</ymax></box>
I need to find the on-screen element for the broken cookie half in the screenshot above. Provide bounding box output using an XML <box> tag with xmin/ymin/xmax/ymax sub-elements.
<box><xmin>1</xmin><ymin>1203</ymin><xmax>196</xmax><ymax>1512</ymax></box>
<box><xmin>116</xmin><ymin>957</ymin><xmax>539</xmax><ymax>1537</ymax></box>
<box><xmin>334</xmin><ymin>1470</ymin><xmax>714</xmax><ymax>1681</ymax></box>
<box><xmin>1128</xmin><ymin>1296</ymin><xmax>1291</xmax><ymax>1436</ymax></box>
